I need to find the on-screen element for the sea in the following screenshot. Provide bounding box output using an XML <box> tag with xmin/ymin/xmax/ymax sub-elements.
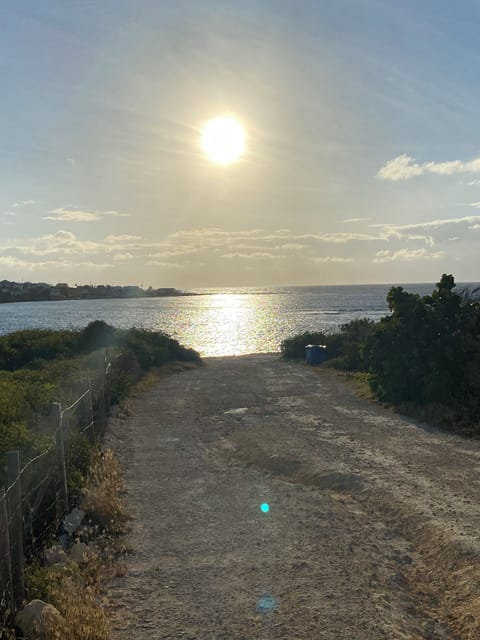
<box><xmin>0</xmin><ymin>283</ymin><xmax>466</xmax><ymax>357</ymax></box>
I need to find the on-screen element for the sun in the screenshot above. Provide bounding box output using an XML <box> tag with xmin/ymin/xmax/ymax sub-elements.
<box><xmin>201</xmin><ymin>116</ymin><xmax>246</xmax><ymax>165</ymax></box>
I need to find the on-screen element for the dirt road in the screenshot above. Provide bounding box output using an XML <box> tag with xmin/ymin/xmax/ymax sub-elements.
<box><xmin>106</xmin><ymin>355</ymin><xmax>480</xmax><ymax>639</ymax></box>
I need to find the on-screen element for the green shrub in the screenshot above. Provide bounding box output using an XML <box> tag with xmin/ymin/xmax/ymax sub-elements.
<box><xmin>282</xmin><ymin>275</ymin><xmax>480</xmax><ymax>434</ymax></box>
<box><xmin>281</xmin><ymin>331</ymin><xmax>328</xmax><ymax>359</ymax></box>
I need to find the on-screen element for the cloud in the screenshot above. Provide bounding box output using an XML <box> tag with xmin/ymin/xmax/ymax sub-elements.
<box><xmin>44</xmin><ymin>207</ymin><xmax>101</xmax><ymax>222</ymax></box>
<box><xmin>12</xmin><ymin>200</ymin><xmax>35</xmax><ymax>208</ymax></box>
<box><xmin>221</xmin><ymin>252</ymin><xmax>282</xmax><ymax>259</ymax></box>
<box><xmin>312</xmin><ymin>257</ymin><xmax>354</xmax><ymax>263</ymax></box>
<box><xmin>103</xmin><ymin>210</ymin><xmax>130</xmax><ymax>217</ymax></box>
<box><xmin>373</xmin><ymin>248</ymin><xmax>444</xmax><ymax>263</ymax></box>
<box><xmin>113</xmin><ymin>253</ymin><xmax>134</xmax><ymax>262</ymax></box>
<box><xmin>3</xmin><ymin>230</ymin><xmax>100</xmax><ymax>256</ymax></box>
<box><xmin>377</xmin><ymin>154</ymin><xmax>480</xmax><ymax>181</ymax></box>
<box><xmin>0</xmin><ymin>255</ymin><xmax>110</xmax><ymax>270</ymax></box>
<box><xmin>0</xmin><ymin>256</ymin><xmax>63</xmax><ymax>269</ymax></box>
<box><xmin>279</xmin><ymin>243</ymin><xmax>304</xmax><ymax>250</ymax></box>
<box><xmin>343</xmin><ymin>217</ymin><xmax>371</xmax><ymax>223</ymax></box>
<box><xmin>105</xmin><ymin>234</ymin><xmax>142</xmax><ymax>243</ymax></box>
<box><xmin>372</xmin><ymin>215</ymin><xmax>480</xmax><ymax>233</ymax></box>
<box><xmin>146</xmin><ymin>260</ymin><xmax>183</xmax><ymax>268</ymax></box>
<box><xmin>43</xmin><ymin>207</ymin><xmax>131</xmax><ymax>222</ymax></box>
<box><xmin>3</xmin><ymin>211</ymin><xmax>16</xmax><ymax>216</ymax></box>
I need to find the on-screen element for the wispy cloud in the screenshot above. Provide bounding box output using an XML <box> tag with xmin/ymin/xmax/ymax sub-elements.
<box><xmin>312</xmin><ymin>257</ymin><xmax>354</xmax><ymax>263</ymax></box>
<box><xmin>44</xmin><ymin>208</ymin><xmax>101</xmax><ymax>222</ymax></box>
<box><xmin>373</xmin><ymin>248</ymin><xmax>444</xmax><ymax>263</ymax></box>
<box><xmin>372</xmin><ymin>215</ymin><xmax>480</xmax><ymax>233</ymax></box>
<box><xmin>377</xmin><ymin>154</ymin><xmax>480</xmax><ymax>181</ymax></box>
<box><xmin>43</xmin><ymin>207</ymin><xmax>131</xmax><ymax>222</ymax></box>
<box><xmin>105</xmin><ymin>234</ymin><xmax>141</xmax><ymax>243</ymax></box>
<box><xmin>343</xmin><ymin>217</ymin><xmax>371</xmax><ymax>223</ymax></box>
<box><xmin>3</xmin><ymin>230</ymin><xmax>100</xmax><ymax>256</ymax></box>
<box><xmin>221</xmin><ymin>252</ymin><xmax>283</xmax><ymax>259</ymax></box>
<box><xmin>112</xmin><ymin>253</ymin><xmax>134</xmax><ymax>262</ymax></box>
<box><xmin>103</xmin><ymin>210</ymin><xmax>130</xmax><ymax>217</ymax></box>
<box><xmin>0</xmin><ymin>255</ymin><xmax>110</xmax><ymax>270</ymax></box>
<box><xmin>12</xmin><ymin>200</ymin><xmax>36</xmax><ymax>208</ymax></box>
<box><xmin>146</xmin><ymin>260</ymin><xmax>183</xmax><ymax>268</ymax></box>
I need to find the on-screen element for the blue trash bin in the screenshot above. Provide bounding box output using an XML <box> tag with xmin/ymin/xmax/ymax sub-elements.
<box><xmin>305</xmin><ymin>344</ymin><xmax>327</xmax><ymax>365</ymax></box>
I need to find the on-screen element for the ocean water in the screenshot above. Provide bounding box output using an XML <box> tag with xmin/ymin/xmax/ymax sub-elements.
<box><xmin>0</xmin><ymin>283</ymin><xmax>441</xmax><ymax>356</ymax></box>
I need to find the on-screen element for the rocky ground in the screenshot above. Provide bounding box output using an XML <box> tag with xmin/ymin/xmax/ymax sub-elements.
<box><xmin>106</xmin><ymin>355</ymin><xmax>480</xmax><ymax>639</ymax></box>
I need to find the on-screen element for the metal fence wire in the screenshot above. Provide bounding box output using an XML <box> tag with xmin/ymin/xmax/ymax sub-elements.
<box><xmin>0</xmin><ymin>352</ymin><xmax>116</xmax><ymax>625</ymax></box>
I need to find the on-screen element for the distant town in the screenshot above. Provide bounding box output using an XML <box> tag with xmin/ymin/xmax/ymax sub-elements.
<box><xmin>0</xmin><ymin>280</ymin><xmax>194</xmax><ymax>303</ymax></box>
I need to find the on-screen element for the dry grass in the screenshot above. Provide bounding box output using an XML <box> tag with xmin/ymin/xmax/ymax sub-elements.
<box><xmin>22</xmin><ymin>447</ymin><xmax>130</xmax><ymax>640</ymax></box>
<box><xmin>80</xmin><ymin>448</ymin><xmax>129</xmax><ymax>534</ymax></box>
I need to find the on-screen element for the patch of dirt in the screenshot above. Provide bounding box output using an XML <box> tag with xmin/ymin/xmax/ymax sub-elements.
<box><xmin>106</xmin><ymin>355</ymin><xmax>480</xmax><ymax>639</ymax></box>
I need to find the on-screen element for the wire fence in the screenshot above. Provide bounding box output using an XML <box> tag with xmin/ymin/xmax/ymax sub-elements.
<box><xmin>0</xmin><ymin>351</ymin><xmax>116</xmax><ymax>627</ymax></box>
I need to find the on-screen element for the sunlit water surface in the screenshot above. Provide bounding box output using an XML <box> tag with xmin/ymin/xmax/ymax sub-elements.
<box><xmin>0</xmin><ymin>284</ymin><xmax>439</xmax><ymax>356</ymax></box>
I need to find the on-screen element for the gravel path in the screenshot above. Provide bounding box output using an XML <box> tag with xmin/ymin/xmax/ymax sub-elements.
<box><xmin>106</xmin><ymin>355</ymin><xmax>480</xmax><ymax>639</ymax></box>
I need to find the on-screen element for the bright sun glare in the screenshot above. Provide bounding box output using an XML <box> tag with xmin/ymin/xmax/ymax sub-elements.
<box><xmin>201</xmin><ymin>116</ymin><xmax>246</xmax><ymax>165</ymax></box>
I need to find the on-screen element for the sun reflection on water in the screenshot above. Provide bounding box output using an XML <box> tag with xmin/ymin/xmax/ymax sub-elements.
<box><xmin>181</xmin><ymin>293</ymin><xmax>282</xmax><ymax>357</ymax></box>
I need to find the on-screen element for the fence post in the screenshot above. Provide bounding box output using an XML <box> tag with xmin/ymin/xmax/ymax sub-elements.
<box><xmin>0</xmin><ymin>488</ymin><xmax>13</xmax><ymax>615</ymax></box>
<box><xmin>87</xmin><ymin>384</ymin><xmax>96</xmax><ymax>441</ymax></box>
<box><xmin>53</xmin><ymin>402</ymin><xmax>69</xmax><ymax>515</ymax></box>
<box><xmin>98</xmin><ymin>352</ymin><xmax>106</xmax><ymax>428</ymax></box>
<box><xmin>6</xmin><ymin>451</ymin><xmax>25</xmax><ymax>609</ymax></box>
<box><xmin>105</xmin><ymin>355</ymin><xmax>111</xmax><ymax>419</ymax></box>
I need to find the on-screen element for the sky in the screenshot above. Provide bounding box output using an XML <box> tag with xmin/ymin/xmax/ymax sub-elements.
<box><xmin>1</xmin><ymin>0</ymin><xmax>479</xmax><ymax>288</ymax></box>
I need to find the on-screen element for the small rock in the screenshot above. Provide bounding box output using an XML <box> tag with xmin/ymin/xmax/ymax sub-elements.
<box><xmin>63</xmin><ymin>508</ymin><xmax>86</xmax><ymax>535</ymax></box>
<box><xmin>69</xmin><ymin>542</ymin><xmax>89</xmax><ymax>565</ymax></box>
<box><xmin>43</xmin><ymin>546</ymin><xmax>67</xmax><ymax>567</ymax></box>
<box><xmin>15</xmin><ymin>599</ymin><xmax>63</xmax><ymax>640</ymax></box>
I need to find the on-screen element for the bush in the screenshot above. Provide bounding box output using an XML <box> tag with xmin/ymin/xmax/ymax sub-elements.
<box><xmin>0</xmin><ymin>329</ymin><xmax>80</xmax><ymax>370</ymax></box>
<box><xmin>281</xmin><ymin>331</ymin><xmax>328</xmax><ymax>359</ymax></box>
<box><xmin>282</xmin><ymin>275</ymin><xmax>480</xmax><ymax>434</ymax></box>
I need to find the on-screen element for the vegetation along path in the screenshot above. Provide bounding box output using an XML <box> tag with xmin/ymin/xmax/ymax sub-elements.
<box><xmin>106</xmin><ymin>354</ymin><xmax>480</xmax><ymax>639</ymax></box>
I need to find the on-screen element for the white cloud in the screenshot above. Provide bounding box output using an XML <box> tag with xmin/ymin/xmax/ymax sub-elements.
<box><xmin>12</xmin><ymin>200</ymin><xmax>36</xmax><ymax>208</ymax></box>
<box><xmin>312</xmin><ymin>257</ymin><xmax>354</xmax><ymax>263</ymax></box>
<box><xmin>43</xmin><ymin>207</ymin><xmax>130</xmax><ymax>222</ymax></box>
<box><xmin>372</xmin><ymin>215</ymin><xmax>480</xmax><ymax>232</ymax></box>
<box><xmin>44</xmin><ymin>207</ymin><xmax>101</xmax><ymax>222</ymax></box>
<box><xmin>407</xmin><ymin>234</ymin><xmax>435</xmax><ymax>246</ymax></box>
<box><xmin>343</xmin><ymin>217</ymin><xmax>371</xmax><ymax>223</ymax></box>
<box><xmin>373</xmin><ymin>248</ymin><xmax>444</xmax><ymax>263</ymax></box>
<box><xmin>0</xmin><ymin>255</ymin><xmax>110</xmax><ymax>270</ymax></box>
<box><xmin>279</xmin><ymin>243</ymin><xmax>304</xmax><ymax>250</ymax></box>
<box><xmin>0</xmin><ymin>256</ymin><xmax>63</xmax><ymax>269</ymax></box>
<box><xmin>113</xmin><ymin>253</ymin><xmax>134</xmax><ymax>262</ymax></box>
<box><xmin>146</xmin><ymin>260</ymin><xmax>183</xmax><ymax>268</ymax></box>
<box><xmin>221</xmin><ymin>252</ymin><xmax>281</xmax><ymax>259</ymax></box>
<box><xmin>377</xmin><ymin>154</ymin><xmax>480</xmax><ymax>181</ymax></box>
<box><xmin>103</xmin><ymin>210</ymin><xmax>130</xmax><ymax>217</ymax></box>
<box><xmin>105</xmin><ymin>234</ymin><xmax>141</xmax><ymax>243</ymax></box>
<box><xmin>3</xmin><ymin>230</ymin><xmax>100</xmax><ymax>256</ymax></box>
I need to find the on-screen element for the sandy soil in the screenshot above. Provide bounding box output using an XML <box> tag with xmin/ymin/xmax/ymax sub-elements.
<box><xmin>106</xmin><ymin>355</ymin><xmax>480</xmax><ymax>639</ymax></box>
